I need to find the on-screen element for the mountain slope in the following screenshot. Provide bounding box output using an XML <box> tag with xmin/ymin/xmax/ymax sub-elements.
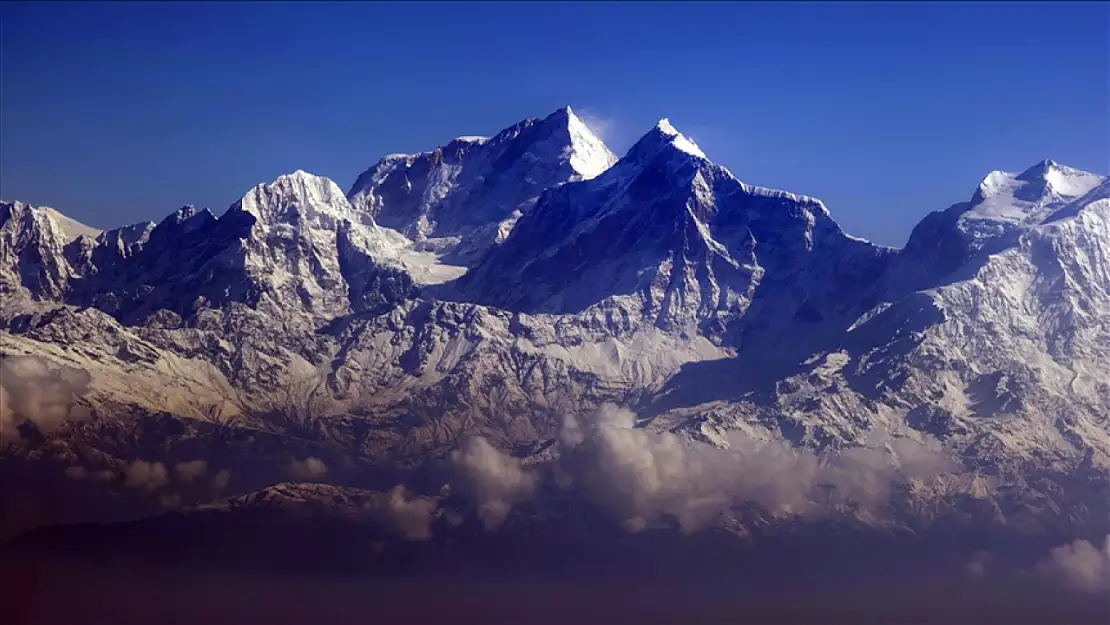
<box><xmin>454</xmin><ymin>119</ymin><xmax>892</xmax><ymax>354</ymax></box>
<box><xmin>653</xmin><ymin>170</ymin><xmax>1110</xmax><ymax>531</ymax></box>
<box><xmin>1</xmin><ymin>109</ymin><xmax>1108</xmax><ymax>553</ymax></box>
<box><xmin>48</xmin><ymin>172</ymin><xmax>431</xmax><ymax>328</ymax></box>
<box><xmin>347</xmin><ymin>106</ymin><xmax>618</xmax><ymax>264</ymax></box>
<box><xmin>901</xmin><ymin>160</ymin><xmax>1107</xmax><ymax>286</ymax></box>
<box><xmin>0</xmin><ymin>201</ymin><xmax>90</xmax><ymax>302</ymax></box>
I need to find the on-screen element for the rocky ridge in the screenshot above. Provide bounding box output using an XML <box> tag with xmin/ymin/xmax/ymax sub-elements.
<box><xmin>1</xmin><ymin>108</ymin><xmax>1108</xmax><ymax>548</ymax></box>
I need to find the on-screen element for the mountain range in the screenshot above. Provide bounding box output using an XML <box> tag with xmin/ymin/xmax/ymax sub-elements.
<box><xmin>1</xmin><ymin>107</ymin><xmax>1108</xmax><ymax>601</ymax></box>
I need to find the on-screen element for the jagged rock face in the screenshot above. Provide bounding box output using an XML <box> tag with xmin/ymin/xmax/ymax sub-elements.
<box><xmin>888</xmin><ymin>192</ymin><xmax>1110</xmax><ymax>463</ymax></box>
<box><xmin>65</xmin><ymin>220</ymin><xmax>155</xmax><ymax>280</ymax></box>
<box><xmin>0</xmin><ymin>201</ymin><xmax>81</xmax><ymax>301</ymax></box>
<box><xmin>64</xmin><ymin>204</ymin><xmax>257</xmax><ymax>324</ymax></box>
<box><xmin>224</xmin><ymin>171</ymin><xmax>377</xmax><ymax>322</ymax></box>
<box><xmin>1</xmin><ymin>108</ymin><xmax>1109</xmax><ymax>543</ymax></box>
<box><xmin>654</xmin><ymin>179</ymin><xmax>1110</xmax><ymax>531</ymax></box>
<box><xmin>53</xmin><ymin>173</ymin><xmax>416</xmax><ymax>327</ymax></box>
<box><xmin>347</xmin><ymin>106</ymin><xmax>617</xmax><ymax>264</ymax></box>
<box><xmin>455</xmin><ymin>121</ymin><xmax>892</xmax><ymax>351</ymax></box>
<box><xmin>336</xmin><ymin>222</ymin><xmax>417</xmax><ymax>315</ymax></box>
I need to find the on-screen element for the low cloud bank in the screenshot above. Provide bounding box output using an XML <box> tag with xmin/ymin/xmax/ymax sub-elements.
<box><xmin>967</xmin><ymin>535</ymin><xmax>1109</xmax><ymax>596</ymax></box>
<box><xmin>450</xmin><ymin>436</ymin><xmax>536</xmax><ymax>530</ymax></box>
<box><xmin>1036</xmin><ymin>535</ymin><xmax>1110</xmax><ymax>594</ymax></box>
<box><xmin>559</xmin><ymin>405</ymin><xmax>957</xmax><ymax>532</ymax></box>
<box><xmin>965</xmin><ymin>550</ymin><xmax>993</xmax><ymax>579</ymax></box>
<box><xmin>365</xmin><ymin>485</ymin><xmax>438</xmax><ymax>541</ymax></box>
<box><xmin>452</xmin><ymin>404</ymin><xmax>959</xmax><ymax>533</ymax></box>
<box><xmin>213</xmin><ymin>469</ymin><xmax>231</xmax><ymax>494</ymax></box>
<box><xmin>0</xmin><ymin>355</ymin><xmax>91</xmax><ymax>440</ymax></box>
<box><xmin>125</xmin><ymin>460</ymin><xmax>169</xmax><ymax>491</ymax></box>
<box><xmin>559</xmin><ymin>404</ymin><xmax>728</xmax><ymax>532</ymax></box>
<box><xmin>175</xmin><ymin>460</ymin><xmax>209</xmax><ymax>482</ymax></box>
<box><xmin>287</xmin><ymin>457</ymin><xmax>329</xmax><ymax>482</ymax></box>
<box><xmin>64</xmin><ymin>466</ymin><xmax>114</xmax><ymax>482</ymax></box>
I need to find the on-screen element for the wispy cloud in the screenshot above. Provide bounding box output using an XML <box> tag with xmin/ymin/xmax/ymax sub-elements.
<box><xmin>287</xmin><ymin>457</ymin><xmax>329</xmax><ymax>482</ymax></box>
<box><xmin>576</xmin><ymin>107</ymin><xmax>619</xmax><ymax>147</ymax></box>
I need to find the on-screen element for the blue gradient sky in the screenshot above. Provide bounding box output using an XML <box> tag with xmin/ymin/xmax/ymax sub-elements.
<box><xmin>2</xmin><ymin>1</ymin><xmax>1107</xmax><ymax>246</ymax></box>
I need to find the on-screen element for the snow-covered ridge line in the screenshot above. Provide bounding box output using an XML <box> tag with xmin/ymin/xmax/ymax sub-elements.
<box><xmin>654</xmin><ymin>118</ymin><xmax>707</xmax><ymax>159</ymax></box>
<box><xmin>0</xmin><ymin>200</ymin><xmax>102</xmax><ymax>243</ymax></box>
<box><xmin>3</xmin><ymin>107</ymin><xmax>1110</xmax><ymax>544</ymax></box>
<box><xmin>967</xmin><ymin>159</ymin><xmax>1106</xmax><ymax>225</ymax></box>
<box><xmin>366</xmin><ymin>111</ymin><xmax>571</xmax><ymax>167</ymax></box>
<box><xmin>344</xmin><ymin>106</ymin><xmax>618</xmax><ymax>254</ymax></box>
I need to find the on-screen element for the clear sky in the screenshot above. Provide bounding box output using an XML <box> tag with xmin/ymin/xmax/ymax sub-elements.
<box><xmin>2</xmin><ymin>1</ymin><xmax>1106</xmax><ymax>246</ymax></box>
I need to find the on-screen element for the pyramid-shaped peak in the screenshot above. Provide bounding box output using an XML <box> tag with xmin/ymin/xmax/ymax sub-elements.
<box><xmin>541</xmin><ymin>105</ymin><xmax>582</xmax><ymax>124</ymax></box>
<box><xmin>1016</xmin><ymin>159</ymin><xmax>1061</xmax><ymax>182</ymax></box>
<box><xmin>536</xmin><ymin>106</ymin><xmax>617</xmax><ymax>180</ymax></box>
<box><xmin>655</xmin><ymin>118</ymin><xmax>705</xmax><ymax>159</ymax></box>
<box><xmin>623</xmin><ymin>117</ymin><xmax>708</xmax><ymax>163</ymax></box>
<box><xmin>656</xmin><ymin>118</ymin><xmax>679</xmax><ymax>136</ymax></box>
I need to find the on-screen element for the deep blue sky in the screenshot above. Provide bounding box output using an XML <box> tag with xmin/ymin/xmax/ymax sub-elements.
<box><xmin>2</xmin><ymin>2</ymin><xmax>1107</xmax><ymax>246</ymax></box>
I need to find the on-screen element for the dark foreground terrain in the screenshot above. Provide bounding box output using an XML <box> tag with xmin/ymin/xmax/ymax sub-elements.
<box><xmin>3</xmin><ymin>559</ymin><xmax>1107</xmax><ymax>625</ymax></box>
<box><xmin>2</xmin><ymin>514</ymin><xmax>1107</xmax><ymax>625</ymax></box>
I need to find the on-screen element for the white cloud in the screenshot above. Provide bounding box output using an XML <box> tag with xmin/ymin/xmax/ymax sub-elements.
<box><xmin>174</xmin><ymin>460</ymin><xmax>209</xmax><ymax>482</ymax></box>
<box><xmin>366</xmin><ymin>485</ymin><xmax>438</xmax><ymax>541</ymax></box>
<box><xmin>0</xmin><ymin>356</ymin><xmax>92</xmax><ymax>439</ymax></box>
<box><xmin>965</xmin><ymin>550</ymin><xmax>993</xmax><ymax>579</ymax></box>
<box><xmin>125</xmin><ymin>460</ymin><xmax>169</xmax><ymax>491</ymax></box>
<box><xmin>450</xmin><ymin>436</ymin><xmax>536</xmax><ymax>530</ymax></box>
<box><xmin>287</xmin><ymin>457</ymin><xmax>328</xmax><ymax>482</ymax></box>
<box><xmin>212</xmin><ymin>469</ymin><xmax>231</xmax><ymax>494</ymax></box>
<box><xmin>65</xmin><ymin>466</ymin><xmax>89</xmax><ymax>480</ymax></box>
<box><xmin>559</xmin><ymin>405</ymin><xmax>729</xmax><ymax>533</ymax></box>
<box><xmin>1037</xmin><ymin>536</ymin><xmax>1110</xmax><ymax>594</ymax></box>
<box><xmin>556</xmin><ymin>404</ymin><xmax>959</xmax><ymax>533</ymax></box>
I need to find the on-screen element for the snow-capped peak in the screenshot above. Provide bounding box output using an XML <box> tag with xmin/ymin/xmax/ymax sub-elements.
<box><xmin>1018</xmin><ymin>158</ymin><xmax>1059</xmax><ymax>179</ymax></box>
<box><xmin>231</xmin><ymin>171</ymin><xmax>362</xmax><ymax>229</ymax></box>
<box><xmin>0</xmin><ymin>201</ymin><xmax>92</xmax><ymax>299</ymax></box>
<box><xmin>1031</xmin><ymin>160</ymin><xmax>1104</xmax><ymax>198</ymax></box>
<box><xmin>41</xmin><ymin>207</ymin><xmax>101</xmax><ymax>242</ymax></box>
<box><xmin>0</xmin><ymin>201</ymin><xmax>102</xmax><ymax>244</ymax></box>
<box><xmin>967</xmin><ymin>160</ymin><xmax>1105</xmax><ymax>226</ymax></box>
<box><xmin>346</xmin><ymin>107</ymin><xmax>618</xmax><ymax>250</ymax></box>
<box><xmin>620</xmin><ymin>119</ymin><xmax>708</xmax><ymax>168</ymax></box>
<box><xmin>653</xmin><ymin>118</ymin><xmax>706</xmax><ymax>159</ymax></box>
<box><xmin>560</xmin><ymin>106</ymin><xmax>618</xmax><ymax>180</ymax></box>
